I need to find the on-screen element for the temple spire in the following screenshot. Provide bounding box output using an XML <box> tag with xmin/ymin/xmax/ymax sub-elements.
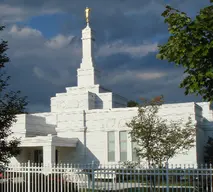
<box><xmin>77</xmin><ymin>8</ymin><xmax>101</xmax><ymax>87</ymax></box>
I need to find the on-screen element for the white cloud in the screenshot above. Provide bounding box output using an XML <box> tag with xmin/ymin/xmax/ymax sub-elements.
<box><xmin>2</xmin><ymin>25</ymin><xmax>81</xmax><ymax>88</ymax></box>
<box><xmin>107</xmin><ymin>70</ymin><xmax>167</xmax><ymax>85</ymax></box>
<box><xmin>98</xmin><ymin>41</ymin><xmax>158</xmax><ymax>58</ymax></box>
<box><xmin>9</xmin><ymin>25</ymin><xmax>42</xmax><ymax>37</ymax></box>
<box><xmin>45</xmin><ymin>34</ymin><xmax>74</xmax><ymax>49</ymax></box>
<box><xmin>136</xmin><ymin>72</ymin><xmax>167</xmax><ymax>80</ymax></box>
<box><xmin>5</xmin><ymin>25</ymin><xmax>80</xmax><ymax>60</ymax></box>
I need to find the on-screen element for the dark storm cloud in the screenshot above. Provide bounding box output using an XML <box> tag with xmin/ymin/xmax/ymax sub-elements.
<box><xmin>105</xmin><ymin>66</ymin><xmax>202</xmax><ymax>104</ymax></box>
<box><xmin>6</xmin><ymin>57</ymin><xmax>78</xmax><ymax>112</ymax></box>
<box><xmin>97</xmin><ymin>51</ymin><xmax>176</xmax><ymax>74</ymax></box>
<box><xmin>2</xmin><ymin>0</ymin><xmax>210</xmax><ymax>42</ymax></box>
<box><xmin>0</xmin><ymin>0</ymin><xmax>211</xmax><ymax>112</ymax></box>
<box><xmin>99</xmin><ymin>48</ymin><xmax>199</xmax><ymax>103</ymax></box>
<box><xmin>6</xmin><ymin>62</ymin><xmax>54</xmax><ymax>111</ymax></box>
<box><xmin>97</xmin><ymin>53</ymin><xmax>133</xmax><ymax>71</ymax></box>
<box><xmin>2</xmin><ymin>0</ymin><xmax>152</xmax><ymax>12</ymax></box>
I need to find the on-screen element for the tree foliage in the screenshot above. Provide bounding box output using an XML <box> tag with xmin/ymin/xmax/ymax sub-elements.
<box><xmin>127</xmin><ymin>100</ymin><xmax>139</xmax><ymax>107</ymax></box>
<box><xmin>127</xmin><ymin>96</ymin><xmax>195</xmax><ymax>166</ymax></box>
<box><xmin>157</xmin><ymin>1</ymin><xmax>213</xmax><ymax>101</ymax></box>
<box><xmin>0</xmin><ymin>26</ymin><xmax>28</xmax><ymax>169</ymax></box>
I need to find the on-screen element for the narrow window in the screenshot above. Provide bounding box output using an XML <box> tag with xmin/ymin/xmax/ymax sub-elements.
<box><xmin>108</xmin><ymin>131</ymin><xmax>115</xmax><ymax>162</ymax></box>
<box><xmin>119</xmin><ymin>131</ymin><xmax>127</xmax><ymax>161</ymax></box>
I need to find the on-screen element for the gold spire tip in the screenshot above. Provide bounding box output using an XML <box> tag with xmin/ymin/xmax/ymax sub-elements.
<box><xmin>85</xmin><ymin>7</ymin><xmax>91</xmax><ymax>24</ymax></box>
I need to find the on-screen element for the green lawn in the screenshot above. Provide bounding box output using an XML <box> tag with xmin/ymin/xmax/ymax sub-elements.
<box><xmin>127</xmin><ymin>181</ymin><xmax>194</xmax><ymax>187</ymax></box>
<box><xmin>87</xmin><ymin>187</ymin><xmax>194</xmax><ymax>192</ymax></box>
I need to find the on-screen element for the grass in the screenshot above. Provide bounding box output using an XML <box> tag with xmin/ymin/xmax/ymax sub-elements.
<box><xmin>87</xmin><ymin>187</ymin><xmax>193</xmax><ymax>192</ymax></box>
<box><xmin>97</xmin><ymin>178</ymin><xmax>195</xmax><ymax>187</ymax></box>
<box><xmin>127</xmin><ymin>180</ymin><xmax>194</xmax><ymax>187</ymax></box>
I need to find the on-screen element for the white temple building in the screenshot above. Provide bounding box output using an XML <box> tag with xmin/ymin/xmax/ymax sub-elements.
<box><xmin>9</xmin><ymin>20</ymin><xmax>213</xmax><ymax>166</ymax></box>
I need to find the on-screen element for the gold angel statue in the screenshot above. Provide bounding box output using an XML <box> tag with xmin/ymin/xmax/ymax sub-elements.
<box><xmin>85</xmin><ymin>7</ymin><xmax>91</xmax><ymax>24</ymax></box>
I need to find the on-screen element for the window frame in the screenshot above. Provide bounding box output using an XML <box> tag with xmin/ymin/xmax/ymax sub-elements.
<box><xmin>107</xmin><ymin>131</ymin><xmax>115</xmax><ymax>162</ymax></box>
<box><xmin>119</xmin><ymin>131</ymin><xmax>127</xmax><ymax>162</ymax></box>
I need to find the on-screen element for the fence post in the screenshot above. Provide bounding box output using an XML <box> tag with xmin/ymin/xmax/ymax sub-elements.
<box><xmin>27</xmin><ymin>160</ymin><xmax>30</xmax><ymax>192</ymax></box>
<box><xmin>210</xmin><ymin>164</ymin><xmax>213</xmax><ymax>192</ymax></box>
<box><xmin>92</xmin><ymin>161</ymin><xmax>95</xmax><ymax>192</ymax></box>
<box><xmin>166</xmin><ymin>161</ymin><xmax>169</xmax><ymax>192</ymax></box>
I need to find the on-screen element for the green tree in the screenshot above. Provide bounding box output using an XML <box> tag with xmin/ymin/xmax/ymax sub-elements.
<box><xmin>157</xmin><ymin>1</ymin><xmax>213</xmax><ymax>101</ymax></box>
<box><xmin>127</xmin><ymin>96</ymin><xmax>195</xmax><ymax>166</ymax></box>
<box><xmin>0</xmin><ymin>26</ymin><xmax>28</xmax><ymax>170</ymax></box>
<box><xmin>127</xmin><ymin>100</ymin><xmax>139</xmax><ymax>107</ymax></box>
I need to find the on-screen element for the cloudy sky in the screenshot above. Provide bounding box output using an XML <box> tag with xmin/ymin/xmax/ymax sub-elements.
<box><xmin>0</xmin><ymin>0</ymin><xmax>211</xmax><ymax>112</ymax></box>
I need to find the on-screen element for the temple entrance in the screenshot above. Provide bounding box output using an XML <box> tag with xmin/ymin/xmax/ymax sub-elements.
<box><xmin>34</xmin><ymin>149</ymin><xmax>43</xmax><ymax>164</ymax></box>
<box><xmin>34</xmin><ymin>149</ymin><xmax>58</xmax><ymax>164</ymax></box>
<box><xmin>18</xmin><ymin>136</ymin><xmax>78</xmax><ymax>165</ymax></box>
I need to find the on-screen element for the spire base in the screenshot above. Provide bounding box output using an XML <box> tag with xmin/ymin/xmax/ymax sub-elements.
<box><xmin>77</xmin><ymin>68</ymin><xmax>101</xmax><ymax>87</ymax></box>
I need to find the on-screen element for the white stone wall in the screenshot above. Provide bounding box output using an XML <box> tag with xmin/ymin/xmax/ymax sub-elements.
<box><xmin>57</xmin><ymin>131</ymin><xmax>86</xmax><ymax>164</ymax></box>
<box><xmin>10</xmin><ymin>113</ymin><xmax>56</xmax><ymax>138</ymax></box>
<box><xmin>50</xmin><ymin>84</ymin><xmax>126</xmax><ymax>112</ymax></box>
<box><xmin>25</xmin><ymin>114</ymin><xmax>56</xmax><ymax>136</ymax></box>
<box><xmin>66</xmin><ymin>85</ymin><xmax>100</xmax><ymax>95</ymax></box>
<box><xmin>53</xmin><ymin>102</ymin><xmax>200</xmax><ymax>165</ymax></box>
<box><xmin>31</xmin><ymin>112</ymin><xmax>57</xmax><ymax>125</ymax></box>
<box><xmin>51</xmin><ymin>92</ymin><xmax>91</xmax><ymax>112</ymax></box>
<box><xmin>10</xmin><ymin>97</ymin><xmax>206</xmax><ymax>166</ymax></box>
<box><xmin>96</xmin><ymin>93</ymin><xmax>112</xmax><ymax>109</ymax></box>
<box><xmin>197</xmin><ymin>102</ymin><xmax>213</xmax><ymax>121</ymax></box>
<box><xmin>10</xmin><ymin>114</ymin><xmax>26</xmax><ymax>137</ymax></box>
<box><xmin>195</xmin><ymin>102</ymin><xmax>213</xmax><ymax>163</ymax></box>
<box><xmin>77</xmin><ymin>68</ymin><xmax>101</xmax><ymax>86</ymax></box>
<box><xmin>56</xmin><ymin>110</ymin><xmax>85</xmax><ymax>133</ymax></box>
